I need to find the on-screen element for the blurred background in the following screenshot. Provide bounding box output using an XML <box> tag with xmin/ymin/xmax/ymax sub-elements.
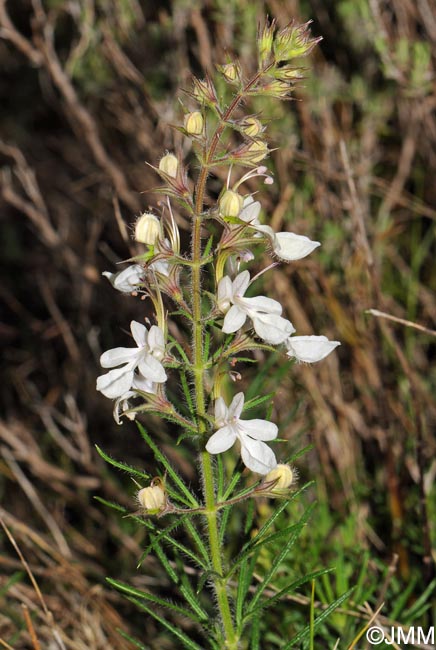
<box><xmin>0</xmin><ymin>0</ymin><xmax>435</xmax><ymax>648</ymax></box>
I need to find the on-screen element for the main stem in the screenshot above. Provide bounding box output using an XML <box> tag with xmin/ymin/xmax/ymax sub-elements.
<box><xmin>192</xmin><ymin>182</ymin><xmax>238</xmax><ymax>649</ymax></box>
<box><xmin>191</xmin><ymin>73</ymin><xmax>265</xmax><ymax>647</ymax></box>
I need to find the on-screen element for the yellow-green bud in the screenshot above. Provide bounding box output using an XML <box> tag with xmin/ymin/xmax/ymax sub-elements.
<box><xmin>247</xmin><ymin>139</ymin><xmax>268</xmax><ymax>163</ymax></box>
<box><xmin>159</xmin><ymin>152</ymin><xmax>178</xmax><ymax>178</ymax></box>
<box><xmin>220</xmin><ymin>63</ymin><xmax>239</xmax><ymax>82</ymax></box>
<box><xmin>184</xmin><ymin>111</ymin><xmax>204</xmax><ymax>135</ymax></box>
<box><xmin>135</xmin><ymin>212</ymin><xmax>161</xmax><ymax>245</ymax></box>
<box><xmin>137</xmin><ymin>485</ymin><xmax>166</xmax><ymax>513</ymax></box>
<box><xmin>264</xmin><ymin>464</ymin><xmax>294</xmax><ymax>490</ymax></box>
<box><xmin>243</xmin><ymin>117</ymin><xmax>263</xmax><ymax>137</ymax></box>
<box><xmin>219</xmin><ymin>190</ymin><xmax>243</xmax><ymax>217</ymax></box>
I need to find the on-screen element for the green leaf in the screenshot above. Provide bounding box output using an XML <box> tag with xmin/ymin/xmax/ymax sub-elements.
<box><xmin>243</xmin><ymin>392</ymin><xmax>276</xmax><ymax>411</ymax></box>
<box><xmin>137</xmin><ymin>423</ymin><xmax>199</xmax><ymax>508</ymax></box>
<box><xmin>203</xmin><ymin>234</ymin><xmax>215</xmax><ymax>259</ymax></box>
<box><xmin>183</xmin><ymin>518</ymin><xmax>210</xmax><ymax>565</ymax></box>
<box><xmin>117</xmin><ymin>628</ymin><xmax>149</xmax><ymax>649</ymax></box>
<box><xmin>281</xmin><ymin>588</ymin><xmax>355</xmax><ymax>649</ymax></box>
<box><xmin>107</xmin><ymin>578</ymin><xmax>200</xmax><ymax>622</ymax></box>
<box><xmin>147</xmin><ymin>531</ymin><xmax>209</xmax><ymax>621</ymax></box>
<box><xmin>126</xmin><ymin>597</ymin><xmax>205</xmax><ymax>650</ymax></box>
<box><xmin>169</xmin><ymin>337</ymin><xmax>191</xmax><ymax>365</ymax></box>
<box><xmin>236</xmin><ymin>550</ymin><xmax>260</xmax><ymax>629</ymax></box>
<box><xmin>180</xmin><ymin>370</ymin><xmax>195</xmax><ymax>416</ymax></box>
<box><xmin>402</xmin><ymin>578</ymin><xmax>436</xmax><ymax>621</ymax></box>
<box><xmin>246</xmin><ymin>569</ymin><xmax>332</xmax><ymax>618</ymax></box>
<box><xmin>0</xmin><ymin>571</ymin><xmax>25</xmax><ymax>598</ymax></box>
<box><xmin>93</xmin><ymin>496</ymin><xmax>128</xmax><ymax>514</ymax></box>
<box><xmin>227</xmin><ymin>483</ymin><xmax>312</xmax><ymax>579</ymax></box>
<box><xmin>140</xmin><ymin>516</ymin><xmax>208</xmax><ymax>570</ymax></box>
<box><xmin>248</xmin><ymin>502</ymin><xmax>315</xmax><ymax>611</ymax></box>
<box><xmin>95</xmin><ymin>445</ymin><xmax>151</xmax><ymax>481</ymax></box>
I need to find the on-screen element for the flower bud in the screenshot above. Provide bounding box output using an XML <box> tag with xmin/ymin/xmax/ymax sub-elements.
<box><xmin>135</xmin><ymin>212</ymin><xmax>161</xmax><ymax>245</ymax></box>
<box><xmin>184</xmin><ymin>111</ymin><xmax>204</xmax><ymax>135</ymax></box>
<box><xmin>219</xmin><ymin>63</ymin><xmax>240</xmax><ymax>82</ymax></box>
<box><xmin>242</xmin><ymin>117</ymin><xmax>263</xmax><ymax>137</ymax></box>
<box><xmin>219</xmin><ymin>190</ymin><xmax>243</xmax><ymax>217</ymax></box>
<box><xmin>159</xmin><ymin>152</ymin><xmax>178</xmax><ymax>178</ymax></box>
<box><xmin>247</xmin><ymin>140</ymin><xmax>268</xmax><ymax>163</ymax></box>
<box><xmin>264</xmin><ymin>464</ymin><xmax>294</xmax><ymax>490</ymax></box>
<box><xmin>137</xmin><ymin>484</ymin><xmax>166</xmax><ymax>513</ymax></box>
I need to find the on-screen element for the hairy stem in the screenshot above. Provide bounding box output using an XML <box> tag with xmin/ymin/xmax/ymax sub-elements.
<box><xmin>191</xmin><ymin>71</ymin><xmax>266</xmax><ymax>648</ymax></box>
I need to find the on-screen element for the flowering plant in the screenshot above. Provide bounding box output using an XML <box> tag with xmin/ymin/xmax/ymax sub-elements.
<box><xmin>96</xmin><ymin>18</ymin><xmax>342</xmax><ymax>649</ymax></box>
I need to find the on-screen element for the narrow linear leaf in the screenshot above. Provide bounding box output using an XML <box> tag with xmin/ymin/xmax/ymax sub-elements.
<box><xmin>402</xmin><ymin>578</ymin><xmax>436</xmax><ymax>621</ymax></box>
<box><xmin>281</xmin><ymin>588</ymin><xmax>355</xmax><ymax>649</ymax></box>
<box><xmin>249</xmin><ymin>503</ymin><xmax>315</xmax><ymax>610</ymax></box>
<box><xmin>183</xmin><ymin>518</ymin><xmax>210</xmax><ymax>565</ymax></box>
<box><xmin>95</xmin><ymin>445</ymin><xmax>151</xmax><ymax>481</ymax></box>
<box><xmin>180</xmin><ymin>371</ymin><xmax>195</xmax><ymax>416</ymax></box>
<box><xmin>236</xmin><ymin>550</ymin><xmax>260</xmax><ymax>629</ymax></box>
<box><xmin>127</xmin><ymin>597</ymin><xmax>204</xmax><ymax>650</ymax></box>
<box><xmin>243</xmin><ymin>392</ymin><xmax>276</xmax><ymax>411</ymax></box>
<box><xmin>117</xmin><ymin>628</ymin><xmax>149</xmax><ymax>650</ymax></box>
<box><xmin>137</xmin><ymin>423</ymin><xmax>199</xmax><ymax>507</ymax></box>
<box><xmin>107</xmin><ymin>578</ymin><xmax>199</xmax><ymax>622</ymax></box>
<box><xmin>246</xmin><ymin>569</ymin><xmax>332</xmax><ymax>618</ymax></box>
<box><xmin>93</xmin><ymin>496</ymin><xmax>128</xmax><ymax>514</ymax></box>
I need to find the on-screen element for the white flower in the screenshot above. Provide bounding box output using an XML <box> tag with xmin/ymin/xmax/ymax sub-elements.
<box><xmin>217</xmin><ymin>270</ymin><xmax>295</xmax><ymax>344</ymax></box>
<box><xmin>113</xmin><ymin>373</ymin><xmax>157</xmax><ymax>425</ymax></box>
<box><xmin>102</xmin><ymin>265</ymin><xmax>144</xmax><ymax>293</ymax></box>
<box><xmin>96</xmin><ymin>321</ymin><xmax>167</xmax><ymax>399</ymax></box>
<box><xmin>239</xmin><ymin>198</ymin><xmax>320</xmax><ymax>261</ymax></box>
<box><xmin>150</xmin><ymin>258</ymin><xmax>170</xmax><ymax>277</ymax></box>
<box><xmin>206</xmin><ymin>392</ymin><xmax>278</xmax><ymax>474</ymax></box>
<box><xmin>285</xmin><ymin>335</ymin><xmax>340</xmax><ymax>363</ymax></box>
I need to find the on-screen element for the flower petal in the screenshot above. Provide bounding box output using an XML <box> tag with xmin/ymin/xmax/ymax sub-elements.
<box><xmin>215</xmin><ymin>397</ymin><xmax>228</xmax><ymax>427</ymax></box>
<box><xmin>130</xmin><ymin>321</ymin><xmax>148</xmax><ymax>348</ymax></box>
<box><xmin>206</xmin><ymin>426</ymin><xmax>237</xmax><ymax>454</ymax></box>
<box><xmin>222</xmin><ymin>305</ymin><xmax>247</xmax><ymax>333</ymax></box>
<box><xmin>239</xmin><ymin>199</ymin><xmax>261</xmax><ymax>225</ymax></box>
<box><xmin>252</xmin><ymin>313</ymin><xmax>295</xmax><ymax>345</ymax></box>
<box><xmin>217</xmin><ymin>276</ymin><xmax>233</xmax><ymax>312</ymax></box>
<box><xmin>241</xmin><ymin>418</ymin><xmax>278</xmax><ymax>441</ymax></box>
<box><xmin>102</xmin><ymin>264</ymin><xmax>144</xmax><ymax>292</ymax></box>
<box><xmin>132</xmin><ymin>373</ymin><xmax>156</xmax><ymax>394</ymax></box>
<box><xmin>148</xmin><ymin>325</ymin><xmax>165</xmax><ymax>358</ymax></box>
<box><xmin>286</xmin><ymin>335</ymin><xmax>340</xmax><ymax>363</ymax></box>
<box><xmin>274</xmin><ymin>232</ymin><xmax>320</xmax><ymax>261</ymax></box>
<box><xmin>100</xmin><ymin>347</ymin><xmax>138</xmax><ymax>368</ymax></box>
<box><xmin>97</xmin><ymin>366</ymin><xmax>135</xmax><ymax>399</ymax></box>
<box><xmin>240</xmin><ymin>437</ymin><xmax>277</xmax><ymax>475</ymax></box>
<box><xmin>239</xmin><ymin>295</ymin><xmax>282</xmax><ymax>315</ymax></box>
<box><xmin>228</xmin><ymin>392</ymin><xmax>245</xmax><ymax>420</ymax></box>
<box><xmin>232</xmin><ymin>270</ymin><xmax>251</xmax><ymax>297</ymax></box>
<box><xmin>138</xmin><ymin>355</ymin><xmax>167</xmax><ymax>383</ymax></box>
